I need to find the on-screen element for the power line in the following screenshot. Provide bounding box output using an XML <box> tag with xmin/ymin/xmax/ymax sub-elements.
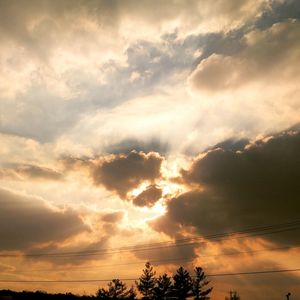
<box><xmin>1</xmin><ymin>219</ymin><xmax>300</xmax><ymax>258</ymax></box>
<box><xmin>10</xmin><ymin>244</ymin><xmax>300</xmax><ymax>273</ymax></box>
<box><xmin>22</xmin><ymin>226</ymin><xmax>300</xmax><ymax>257</ymax></box>
<box><xmin>208</xmin><ymin>268</ymin><xmax>300</xmax><ymax>277</ymax></box>
<box><xmin>0</xmin><ymin>268</ymin><xmax>300</xmax><ymax>283</ymax></box>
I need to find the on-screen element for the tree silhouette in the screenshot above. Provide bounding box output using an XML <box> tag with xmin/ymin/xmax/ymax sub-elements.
<box><xmin>153</xmin><ymin>273</ymin><xmax>173</xmax><ymax>299</ymax></box>
<box><xmin>0</xmin><ymin>263</ymin><xmax>214</xmax><ymax>300</ymax></box>
<box><xmin>136</xmin><ymin>262</ymin><xmax>156</xmax><ymax>299</ymax></box>
<box><xmin>0</xmin><ymin>289</ymin><xmax>94</xmax><ymax>300</ymax></box>
<box><xmin>225</xmin><ymin>291</ymin><xmax>240</xmax><ymax>300</ymax></box>
<box><xmin>172</xmin><ymin>266</ymin><xmax>193</xmax><ymax>300</ymax></box>
<box><xmin>96</xmin><ymin>279</ymin><xmax>136</xmax><ymax>299</ymax></box>
<box><xmin>192</xmin><ymin>267</ymin><xmax>212</xmax><ymax>300</ymax></box>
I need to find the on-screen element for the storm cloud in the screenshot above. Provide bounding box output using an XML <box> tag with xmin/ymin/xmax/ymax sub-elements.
<box><xmin>153</xmin><ymin>129</ymin><xmax>300</xmax><ymax>246</ymax></box>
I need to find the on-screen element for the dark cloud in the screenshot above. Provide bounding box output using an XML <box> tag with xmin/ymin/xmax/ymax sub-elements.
<box><xmin>194</xmin><ymin>30</ymin><xmax>246</xmax><ymax>63</ymax></box>
<box><xmin>23</xmin><ymin>211</ymin><xmax>125</xmax><ymax>265</ymax></box>
<box><xmin>132</xmin><ymin>184</ymin><xmax>162</xmax><ymax>207</ymax></box>
<box><xmin>0</xmin><ymin>188</ymin><xmax>88</xmax><ymax>251</ymax></box>
<box><xmin>195</xmin><ymin>0</ymin><xmax>300</xmax><ymax>64</ymax></box>
<box><xmin>153</xmin><ymin>129</ymin><xmax>300</xmax><ymax>246</ymax></box>
<box><xmin>256</xmin><ymin>0</ymin><xmax>300</xmax><ymax>30</ymax></box>
<box><xmin>92</xmin><ymin>151</ymin><xmax>163</xmax><ymax>198</ymax></box>
<box><xmin>61</xmin><ymin>156</ymin><xmax>93</xmax><ymax>172</ymax></box>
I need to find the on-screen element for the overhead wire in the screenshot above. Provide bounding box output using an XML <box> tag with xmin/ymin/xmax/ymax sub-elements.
<box><xmin>0</xmin><ymin>268</ymin><xmax>300</xmax><ymax>283</ymax></box>
<box><xmin>8</xmin><ymin>244</ymin><xmax>300</xmax><ymax>273</ymax></box>
<box><xmin>1</xmin><ymin>220</ymin><xmax>300</xmax><ymax>285</ymax></box>
<box><xmin>1</xmin><ymin>219</ymin><xmax>300</xmax><ymax>258</ymax></box>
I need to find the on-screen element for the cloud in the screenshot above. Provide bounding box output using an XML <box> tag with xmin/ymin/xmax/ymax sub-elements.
<box><xmin>23</xmin><ymin>234</ymin><xmax>111</xmax><ymax>265</ymax></box>
<box><xmin>133</xmin><ymin>239</ymin><xmax>197</xmax><ymax>264</ymax></box>
<box><xmin>208</xmin><ymin>138</ymin><xmax>249</xmax><ymax>152</ymax></box>
<box><xmin>0</xmin><ymin>27</ymin><xmax>196</xmax><ymax>142</ymax></box>
<box><xmin>22</xmin><ymin>209</ymin><xmax>128</xmax><ymax>265</ymax></box>
<box><xmin>0</xmin><ymin>0</ymin><xmax>269</xmax><ymax>49</ymax></box>
<box><xmin>0</xmin><ymin>0</ymin><xmax>275</xmax><ymax>144</ymax></box>
<box><xmin>209</xmin><ymin>249</ymin><xmax>300</xmax><ymax>300</ymax></box>
<box><xmin>0</xmin><ymin>164</ymin><xmax>63</xmax><ymax>181</ymax></box>
<box><xmin>0</xmin><ymin>0</ymin><xmax>297</xmax><ymax>147</ymax></box>
<box><xmin>0</xmin><ymin>188</ymin><xmax>88</xmax><ymax>251</ymax></box>
<box><xmin>101</xmin><ymin>211</ymin><xmax>124</xmax><ymax>223</ymax></box>
<box><xmin>15</xmin><ymin>164</ymin><xmax>63</xmax><ymax>180</ymax></box>
<box><xmin>153</xmin><ymin>128</ymin><xmax>300</xmax><ymax>246</ymax></box>
<box><xmin>132</xmin><ymin>184</ymin><xmax>163</xmax><ymax>207</ymax></box>
<box><xmin>188</xmin><ymin>19</ymin><xmax>300</xmax><ymax>92</ymax></box>
<box><xmin>255</xmin><ymin>0</ymin><xmax>300</xmax><ymax>29</ymax></box>
<box><xmin>92</xmin><ymin>151</ymin><xmax>163</xmax><ymax>198</ymax></box>
<box><xmin>104</xmin><ymin>138</ymin><xmax>169</xmax><ymax>155</ymax></box>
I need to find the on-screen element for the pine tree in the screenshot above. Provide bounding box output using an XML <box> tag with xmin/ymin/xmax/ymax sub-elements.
<box><xmin>172</xmin><ymin>266</ymin><xmax>193</xmax><ymax>300</ymax></box>
<box><xmin>153</xmin><ymin>273</ymin><xmax>173</xmax><ymax>299</ymax></box>
<box><xmin>97</xmin><ymin>279</ymin><xmax>137</xmax><ymax>299</ymax></box>
<box><xmin>97</xmin><ymin>287</ymin><xmax>109</xmax><ymax>299</ymax></box>
<box><xmin>136</xmin><ymin>262</ymin><xmax>156</xmax><ymax>299</ymax></box>
<box><xmin>225</xmin><ymin>291</ymin><xmax>240</xmax><ymax>300</ymax></box>
<box><xmin>192</xmin><ymin>267</ymin><xmax>213</xmax><ymax>300</ymax></box>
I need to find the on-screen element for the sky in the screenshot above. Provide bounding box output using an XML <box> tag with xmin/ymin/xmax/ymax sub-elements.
<box><xmin>0</xmin><ymin>0</ymin><xmax>300</xmax><ymax>299</ymax></box>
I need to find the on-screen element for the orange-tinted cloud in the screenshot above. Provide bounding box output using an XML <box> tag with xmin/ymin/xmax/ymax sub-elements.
<box><xmin>153</xmin><ymin>128</ymin><xmax>300</xmax><ymax>246</ymax></box>
<box><xmin>0</xmin><ymin>164</ymin><xmax>63</xmax><ymax>181</ymax></box>
<box><xmin>92</xmin><ymin>151</ymin><xmax>163</xmax><ymax>198</ymax></box>
<box><xmin>0</xmin><ymin>188</ymin><xmax>88</xmax><ymax>251</ymax></box>
<box><xmin>132</xmin><ymin>184</ymin><xmax>162</xmax><ymax>207</ymax></box>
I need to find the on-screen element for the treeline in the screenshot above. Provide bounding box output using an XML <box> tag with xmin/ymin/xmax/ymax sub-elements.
<box><xmin>0</xmin><ymin>262</ymin><xmax>212</xmax><ymax>300</ymax></box>
<box><xmin>97</xmin><ymin>262</ymin><xmax>212</xmax><ymax>299</ymax></box>
<box><xmin>0</xmin><ymin>290</ymin><xmax>92</xmax><ymax>300</ymax></box>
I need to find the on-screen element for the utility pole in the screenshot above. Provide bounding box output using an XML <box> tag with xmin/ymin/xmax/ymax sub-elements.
<box><xmin>286</xmin><ymin>292</ymin><xmax>291</xmax><ymax>300</ymax></box>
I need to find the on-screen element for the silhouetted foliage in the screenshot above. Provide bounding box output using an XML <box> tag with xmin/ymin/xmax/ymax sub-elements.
<box><xmin>96</xmin><ymin>279</ymin><xmax>136</xmax><ymax>299</ymax></box>
<box><xmin>0</xmin><ymin>289</ymin><xmax>94</xmax><ymax>300</ymax></box>
<box><xmin>172</xmin><ymin>266</ymin><xmax>193</xmax><ymax>300</ymax></box>
<box><xmin>136</xmin><ymin>262</ymin><xmax>156</xmax><ymax>300</ymax></box>
<box><xmin>192</xmin><ymin>267</ymin><xmax>212</xmax><ymax>300</ymax></box>
<box><xmin>153</xmin><ymin>273</ymin><xmax>172</xmax><ymax>299</ymax></box>
<box><xmin>225</xmin><ymin>291</ymin><xmax>240</xmax><ymax>300</ymax></box>
<box><xmin>0</xmin><ymin>263</ymin><xmax>213</xmax><ymax>300</ymax></box>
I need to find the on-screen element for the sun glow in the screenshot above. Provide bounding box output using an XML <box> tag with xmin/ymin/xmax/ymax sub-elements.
<box><xmin>137</xmin><ymin>200</ymin><xmax>167</xmax><ymax>224</ymax></box>
<box><xmin>129</xmin><ymin>182</ymin><xmax>151</xmax><ymax>197</ymax></box>
<box><xmin>144</xmin><ymin>200</ymin><xmax>167</xmax><ymax>219</ymax></box>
